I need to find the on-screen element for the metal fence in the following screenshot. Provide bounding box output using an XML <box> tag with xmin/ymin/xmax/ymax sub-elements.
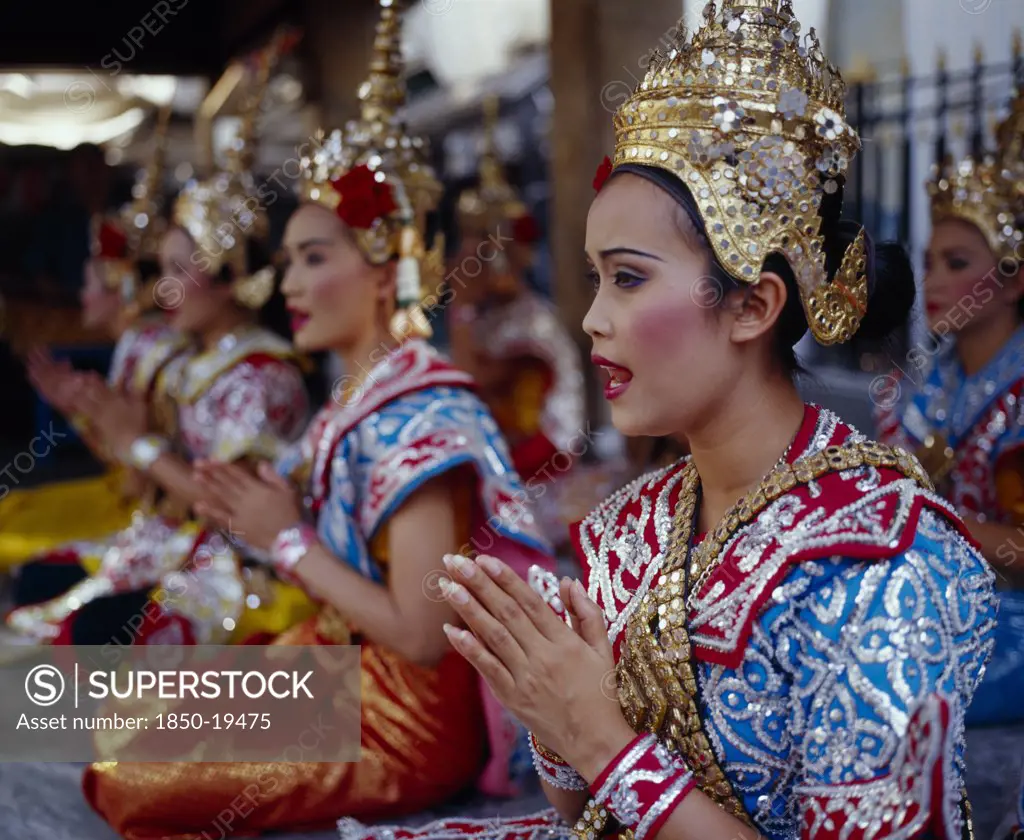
<box><xmin>802</xmin><ymin>34</ymin><xmax>1024</xmax><ymax>372</ymax></box>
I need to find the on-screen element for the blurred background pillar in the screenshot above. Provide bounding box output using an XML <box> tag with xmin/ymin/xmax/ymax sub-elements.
<box><xmin>298</xmin><ymin>0</ymin><xmax>383</xmax><ymax>128</ymax></box>
<box><xmin>219</xmin><ymin>0</ymin><xmax>383</xmax><ymax>132</ymax></box>
<box><xmin>548</xmin><ymin>0</ymin><xmax>686</xmax><ymax>425</ymax></box>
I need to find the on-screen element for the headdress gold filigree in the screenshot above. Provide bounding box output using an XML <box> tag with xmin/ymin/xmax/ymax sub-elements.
<box><xmin>90</xmin><ymin>214</ymin><xmax>137</xmax><ymax>301</ymax></box>
<box><xmin>607</xmin><ymin>0</ymin><xmax>867</xmax><ymax>345</ymax></box>
<box><xmin>457</xmin><ymin>96</ymin><xmax>529</xmax><ymax>234</ymax></box>
<box><xmin>122</xmin><ymin>105</ymin><xmax>171</xmax><ymax>262</ymax></box>
<box><xmin>456</xmin><ymin>96</ymin><xmax>541</xmax><ymax>294</ymax></box>
<box><xmin>297</xmin><ymin>0</ymin><xmax>443</xmax><ymax>340</ymax></box>
<box><xmin>928</xmin><ymin>82</ymin><xmax>1024</xmax><ymax>263</ymax></box>
<box><xmin>173</xmin><ymin>32</ymin><xmax>290</xmax><ymax>309</ymax></box>
<box><xmin>87</xmin><ymin>107</ymin><xmax>173</xmax><ymax>313</ymax></box>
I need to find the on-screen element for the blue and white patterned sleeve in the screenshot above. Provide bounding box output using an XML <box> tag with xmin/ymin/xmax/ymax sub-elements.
<box><xmin>768</xmin><ymin>510</ymin><xmax>996</xmax><ymax>839</ymax></box>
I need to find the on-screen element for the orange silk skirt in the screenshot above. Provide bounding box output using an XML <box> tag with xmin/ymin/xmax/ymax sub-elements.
<box><xmin>82</xmin><ymin>617</ymin><xmax>488</xmax><ymax>839</ymax></box>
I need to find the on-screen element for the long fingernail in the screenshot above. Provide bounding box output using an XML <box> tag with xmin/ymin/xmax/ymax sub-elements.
<box><xmin>476</xmin><ymin>555</ymin><xmax>502</xmax><ymax>577</ymax></box>
<box><xmin>446</xmin><ymin>582</ymin><xmax>470</xmax><ymax>605</ymax></box>
<box><xmin>443</xmin><ymin>623</ymin><xmax>468</xmax><ymax>642</ymax></box>
<box><xmin>444</xmin><ymin>554</ymin><xmax>475</xmax><ymax>578</ymax></box>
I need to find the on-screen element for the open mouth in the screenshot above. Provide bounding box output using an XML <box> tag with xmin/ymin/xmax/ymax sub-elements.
<box><xmin>288</xmin><ymin>310</ymin><xmax>310</xmax><ymax>334</ymax></box>
<box><xmin>592</xmin><ymin>355</ymin><xmax>634</xmax><ymax>400</ymax></box>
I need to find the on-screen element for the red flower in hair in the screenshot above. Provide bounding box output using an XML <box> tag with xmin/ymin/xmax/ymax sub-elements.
<box><xmin>512</xmin><ymin>214</ymin><xmax>541</xmax><ymax>244</ymax></box>
<box><xmin>593</xmin><ymin>156</ymin><xmax>614</xmax><ymax>192</ymax></box>
<box><xmin>330</xmin><ymin>165</ymin><xmax>398</xmax><ymax>230</ymax></box>
<box><xmin>97</xmin><ymin>222</ymin><xmax>128</xmax><ymax>259</ymax></box>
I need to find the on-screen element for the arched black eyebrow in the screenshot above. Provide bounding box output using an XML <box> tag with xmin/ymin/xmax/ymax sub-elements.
<box><xmin>589</xmin><ymin>247</ymin><xmax>665</xmax><ymax>262</ymax></box>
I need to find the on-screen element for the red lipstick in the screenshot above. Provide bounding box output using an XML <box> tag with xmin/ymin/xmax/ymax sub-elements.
<box><xmin>287</xmin><ymin>307</ymin><xmax>310</xmax><ymax>334</ymax></box>
<box><xmin>592</xmin><ymin>354</ymin><xmax>634</xmax><ymax>401</ymax></box>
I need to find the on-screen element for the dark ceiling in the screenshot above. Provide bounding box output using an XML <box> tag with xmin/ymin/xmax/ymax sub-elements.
<box><xmin>0</xmin><ymin>0</ymin><xmax>284</xmax><ymax>78</ymax></box>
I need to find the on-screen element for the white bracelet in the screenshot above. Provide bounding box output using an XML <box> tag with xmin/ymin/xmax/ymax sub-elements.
<box><xmin>124</xmin><ymin>435</ymin><xmax>170</xmax><ymax>470</ymax></box>
<box><xmin>528</xmin><ymin>732</ymin><xmax>588</xmax><ymax>791</ymax></box>
<box><xmin>270</xmin><ymin>522</ymin><xmax>318</xmax><ymax>583</ymax></box>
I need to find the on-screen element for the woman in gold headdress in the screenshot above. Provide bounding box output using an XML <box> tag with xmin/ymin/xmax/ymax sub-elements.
<box><xmin>874</xmin><ymin>82</ymin><xmax>1024</xmax><ymax>733</ymax></box>
<box><xmin>5</xmin><ymin>45</ymin><xmax>312</xmax><ymax>648</ymax></box>
<box><xmin>82</xmin><ymin>4</ymin><xmax>553</xmax><ymax>837</ymax></box>
<box><xmin>449</xmin><ymin>98</ymin><xmax>586</xmax><ymax>487</ymax></box>
<box><xmin>339</xmin><ymin>4</ymin><xmax>996</xmax><ymax>840</ymax></box>
<box><xmin>0</xmin><ymin>111</ymin><xmax>191</xmax><ymax>575</ymax></box>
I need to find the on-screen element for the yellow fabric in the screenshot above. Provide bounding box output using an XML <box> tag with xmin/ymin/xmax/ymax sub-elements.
<box><xmin>995</xmin><ymin>447</ymin><xmax>1024</xmax><ymax>524</ymax></box>
<box><xmin>0</xmin><ymin>470</ymin><xmax>135</xmax><ymax>572</ymax></box>
<box><xmin>83</xmin><ymin>468</ymin><xmax>488</xmax><ymax>837</ymax></box>
<box><xmin>487</xmin><ymin>362</ymin><xmax>548</xmax><ymax>443</ymax></box>
<box><xmin>227</xmin><ymin>578</ymin><xmax>318</xmax><ymax>642</ymax></box>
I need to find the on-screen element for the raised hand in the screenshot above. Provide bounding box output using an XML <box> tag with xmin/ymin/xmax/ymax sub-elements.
<box><xmin>193</xmin><ymin>460</ymin><xmax>302</xmax><ymax>551</ymax></box>
<box><xmin>73</xmin><ymin>378</ymin><xmax>148</xmax><ymax>457</ymax></box>
<box><xmin>26</xmin><ymin>347</ymin><xmax>76</xmax><ymax>413</ymax></box>
<box><xmin>438</xmin><ymin>553</ymin><xmax>635</xmax><ymax>778</ymax></box>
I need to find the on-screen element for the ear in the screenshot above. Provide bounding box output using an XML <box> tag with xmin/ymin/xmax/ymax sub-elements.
<box><xmin>728</xmin><ymin>270</ymin><xmax>788</xmax><ymax>346</ymax></box>
<box><xmin>1001</xmin><ymin>262</ymin><xmax>1024</xmax><ymax>308</ymax></box>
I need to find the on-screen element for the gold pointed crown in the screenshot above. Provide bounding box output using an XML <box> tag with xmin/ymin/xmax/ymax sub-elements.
<box><xmin>608</xmin><ymin>0</ymin><xmax>867</xmax><ymax>345</ymax></box>
<box><xmin>121</xmin><ymin>105</ymin><xmax>171</xmax><ymax>261</ymax></box>
<box><xmin>928</xmin><ymin>82</ymin><xmax>1024</xmax><ymax>263</ymax></box>
<box><xmin>172</xmin><ymin>32</ymin><xmax>289</xmax><ymax>306</ymax></box>
<box><xmin>457</xmin><ymin>96</ymin><xmax>529</xmax><ymax>234</ymax></box>
<box><xmin>297</xmin><ymin>0</ymin><xmax>443</xmax><ymax>339</ymax></box>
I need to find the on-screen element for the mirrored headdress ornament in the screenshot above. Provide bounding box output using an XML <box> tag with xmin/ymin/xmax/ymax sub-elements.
<box><xmin>457</xmin><ymin>96</ymin><xmax>540</xmax><ymax>240</ymax></box>
<box><xmin>117</xmin><ymin>105</ymin><xmax>172</xmax><ymax>316</ymax></box>
<box><xmin>297</xmin><ymin>0</ymin><xmax>444</xmax><ymax>341</ymax></box>
<box><xmin>90</xmin><ymin>107</ymin><xmax>172</xmax><ymax>311</ymax></box>
<box><xmin>172</xmin><ymin>32</ymin><xmax>291</xmax><ymax>310</ymax></box>
<box><xmin>456</xmin><ymin>96</ymin><xmax>542</xmax><ymax>294</ymax></box>
<box><xmin>598</xmin><ymin>0</ymin><xmax>869</xmax><ymax>345</ymax></box>
<box><xmin>928</xmin><ymin>79</ymin><xmax>1024</xmax><ymax>266</ymax></box>
<box><xmin>122</xmin><ymin>105</ymin><xmax>171</xmax><ymax>262</ymax></box>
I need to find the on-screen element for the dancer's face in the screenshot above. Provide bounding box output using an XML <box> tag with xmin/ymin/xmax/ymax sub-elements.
<box><xmin>158</xmin><ymin>227</ymin><xmax>235</xmax><ymax>334</ymax></box>
<box><xmin>280</xmin><ymin>203</ymin><xmax>393</xmax><ymax>353</ymax></box>
<box><xmin>923</xmin><ymin>219</ymin><xmax>1023</xmax><ymax>335</ymax></box>
<box><xmin>79</xmin><ymin>259</ymin><xmax>120</xmax><ymax>330</ymax></box>
<box><xmin>583</xmin><ymin>173</ymin><xmax>747</xmax><ymax>438</ymax></box>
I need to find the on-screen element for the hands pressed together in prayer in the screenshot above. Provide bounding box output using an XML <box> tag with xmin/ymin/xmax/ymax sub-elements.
<box><xmin>186</xmin><ymin>457</ymin><xmax>634</xmax><ymax>778</ymax></box>
<box><xmin>26</xmin><ymin>347</ymin><xmax>87</xmax><ymax>416</ymax></box>
<box><xmin>28</xmin><ymin>347</ymin><xmax>149</xmax><ymax>459</ymax></box>
<box><xmin>437</xmin><ymin>553</ymin><xmax>636</xmax><ymax>779</ymax></box>
<box><xmin>193</xmin><ymin>460</ymin><xmax>303</xmax><ymax>551</ymax></box>
<box><xmin>73</xmin><ymin>379</ymin><xmax>148</xmax><ymax>457</ymax></box>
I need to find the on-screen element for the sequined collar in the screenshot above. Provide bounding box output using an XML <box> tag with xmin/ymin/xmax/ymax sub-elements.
<box><xmin>172</xmin><ymin>326</ymin><xmax>296</xmax><ymax>404</ymax></box>
<box><xmin>573</xmin><ymin>404</ymin><xmax>973</xmax><ymax>668</ymax></box>
<box><xmin>307</xmin><ymin>340</ymin><xmax>475</xmax><ymax>500</ymax></box>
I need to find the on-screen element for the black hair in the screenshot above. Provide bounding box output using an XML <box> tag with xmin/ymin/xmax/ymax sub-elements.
<box><xmin>136</xmin><ymin>256</ymin><xmax>161</xmax><ymax>288</ymax></box>
<box><xmin>609</xmin><ymin>164</ymin><xmax>917</xmax><ymax>375</ymax></box>
<box><xmin>1013</xmin><ymin>214</ymin><xmax>1024</xmax><ymax>322</ymax></box>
